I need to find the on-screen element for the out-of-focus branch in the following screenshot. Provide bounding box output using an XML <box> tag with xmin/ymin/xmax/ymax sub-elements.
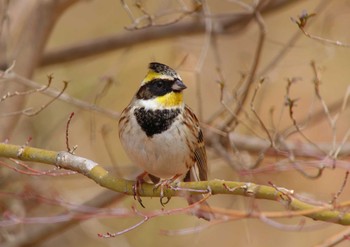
<box><xmin>0</xmin><ymin>71</ymin><xmax>120</xmax><ymax>119</ymax></box>
<box><xmin>228</xmin><ymin>132</ymin><xmax>350</xmax><ymax>158</ymax></box>
<box><xmin>39</xmin><ymin>0</ymin><xmax>302</xmax><ymax>67</ymax></box>
<box><xmin>0</xmin><ymin>0</ymin><xmax>79</xmax><ymax>139</ymax></box>
<box><xmin>3</xmin><ymin>191</ymin><xmax>124</xmax><ymax>247</ymax></box>
<box><xmin>223</xmin><ymin>4</ymin><xmax>266</xmax><ymax>130</ymax></box>
<box><xmin>1</xmin><ymin>142</ymin><xmax>350</xmax><ymax>226</ymax></box>
<box><xmin>293</xmin><ymin>10</ymin><xmax>350</xmax><ymax>47</ymax></box>
<box><xmin>39</xmin><ymin>18</ymin><xmax>241</xmax><ymax>66</ymax></box>
<box><xmin>314</xmin><ymin>227</ymin><xmax>350</xmax><ymax>247</ymax></box>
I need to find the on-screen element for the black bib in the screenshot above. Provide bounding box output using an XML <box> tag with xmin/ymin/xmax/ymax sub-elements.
<box><xmin>134</xmin><ymin>107</ymin><xmax>181</xmax><ymax>137</ymax></box>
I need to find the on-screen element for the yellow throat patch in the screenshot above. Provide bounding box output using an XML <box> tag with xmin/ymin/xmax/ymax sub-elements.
<box><xmin>155</xmin><ymin>91</ymin><xmax>183</xmax><ymax>107</ymax></box>
<box><xmin>142</xmin><ymin>68</ymin><xmax>184</xmax><ymax>107</ymax></box>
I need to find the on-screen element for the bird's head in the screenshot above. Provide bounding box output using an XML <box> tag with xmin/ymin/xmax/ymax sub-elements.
<box><xmin>136</xmin><ymin>62</ymin><xmax>187</xmax><ymax>108</ymax></box>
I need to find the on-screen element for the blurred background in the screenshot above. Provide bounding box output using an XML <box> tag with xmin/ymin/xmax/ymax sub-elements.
<box><xmin>1</xmin><ymin>0</ymin><xmax>350</xmax><ymax>246</ymax></box>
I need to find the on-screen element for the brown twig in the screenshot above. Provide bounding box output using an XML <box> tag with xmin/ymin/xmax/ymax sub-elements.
<box><xmin>98</xmin><ymin>193</ymin><xmax>212</xmax><ymax>238</ymax></box>
<box><xmin>284</xmin><ymin>78</ymin><xmax>326</xmax><ymax>155</ymax></box>
<box><xmin>0</xmin><ymin>0</ymin><xmax>80</xmax><ymax>140</ymax></box>
<box><xmin>0</xmin><ymin>74</ymin><xmax>53</xmax><ymax>103</ymax></box>
<box><xmin>65</xmin><ymin>112</ymin><xmax>76</xmax><ymax>154</ymax></box>
<box><xmin>314</xmin><ymin>227</ymin><xmax>350</xmax><ymax>247</ymax></box>
<box><xmin>123</xmin><ymin>0</ymin><xmax>203</xmax><ymax>30</ymax></box>
<box><xmin>283</xmin><ymin>78</ymin><xmax>327</xmax><ymax>179</ymax></box>
<box><xmin>250</xmin><ymin>78</ymin><xmax>273</xmax><ymax>146</ymax></box>
<box><xmin>98</xmin><ymin>206</ymin><xmax>150</xmax><ymax>238</ymax></box>
<box><xmin>0</xmin><ymin>78</ymin><xmax>68</xmax><ymax>117</ymax></box>
<box><xmin>293</xmin><ymin>10</ymin><xmax>350</xmax><ymax>47</ymax></box>
<box><xmin>330</xmin><ymin>171</ymin><xmax>349</xmax><ymax>205</ymax></box>
<box><xmin>222</xmin><ymin>7</ymin><xmax>266</xmax><ymax>130</ymax></box>
<box><xmin>1</xmin><ymin>190</ymin><xmax>125</xmax><ymax>247</ymax></box>
<box><xmin>0</xmin><ymin>71</ymin><xmax>120</xmax><ymax>119</ymax></box>
<box><xmin>0</xmin><ymin>159</ymin><xmax>76</xmax><ymax>176</ymax></box>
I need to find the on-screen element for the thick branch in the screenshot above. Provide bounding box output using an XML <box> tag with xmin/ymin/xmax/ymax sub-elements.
<box><xmin>39</xmin><ymin>0</ymin><xmax>301</xmax><ymax>67</ymax></box>
<box><xmin>1</xmin><ymin>143</ymin><xmax>350</xmax><ymax>225</ymax></box>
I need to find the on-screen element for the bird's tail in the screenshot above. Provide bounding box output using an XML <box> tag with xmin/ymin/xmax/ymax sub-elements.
<box><xmin>184</xmin><ymin>168</ymin><xmax>215</xmax><ymax>221</ymax></box>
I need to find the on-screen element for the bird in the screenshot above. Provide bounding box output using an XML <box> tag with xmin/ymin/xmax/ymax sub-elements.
<box><xmin>118</xmin><ymin>62</ymin><xmax>213</xmax><ymax>221</ymax></box>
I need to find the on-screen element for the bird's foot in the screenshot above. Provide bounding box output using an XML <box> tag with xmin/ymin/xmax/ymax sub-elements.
<box><xmin>154</xmin><ymin>174</ymin><xmax>181</xmax><ymax>206</ymax></box>
<box><xmin>133</xmin><ymin>171</ymin><xmax>148</xmax><ymax>208</ymax></box>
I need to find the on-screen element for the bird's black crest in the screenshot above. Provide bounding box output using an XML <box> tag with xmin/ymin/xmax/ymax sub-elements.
<box><xmin>149</xmin><ymin>62</ymin><xmax>178</xmax><ymax>77</ymax></box>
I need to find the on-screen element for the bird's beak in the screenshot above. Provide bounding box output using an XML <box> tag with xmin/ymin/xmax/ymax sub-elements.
<box><xmin>172</xmin><ymin>79</ymin><xmax>187</xmax><ymax>92</ymax></box>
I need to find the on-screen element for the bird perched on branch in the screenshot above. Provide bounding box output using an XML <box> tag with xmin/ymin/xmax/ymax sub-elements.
<box><xmin>118</xmin><ymin>62</ymin><xmax>213</xmax><ymax>221</ymax></box>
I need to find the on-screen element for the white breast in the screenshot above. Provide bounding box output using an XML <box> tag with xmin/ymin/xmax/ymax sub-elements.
<box><xmin>119</xmin><ymin>107</ymin><xmax>192</xmax><ymax>179</ymax></box>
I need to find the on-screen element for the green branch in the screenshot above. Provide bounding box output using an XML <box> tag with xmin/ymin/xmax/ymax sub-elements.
<box><xmin>1</xmin><ymin>143</ymin><xmax>350</xmax><ymax>225</ymax></box>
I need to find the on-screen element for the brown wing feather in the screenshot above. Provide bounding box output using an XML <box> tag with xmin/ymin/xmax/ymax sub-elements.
<box><xmin>184</xmin><ymin>105</ymin><xmax>208</xmax><ymax>181</ymax></box>
<box><xmin>183</xmin><ymin>106</ymin><xmax>213</xmax><ymax>221</ymax></box>
<box><xmin>194</xmin><ymin>128</ymin><xmax>208</xmax><ymax>181</ymax></box>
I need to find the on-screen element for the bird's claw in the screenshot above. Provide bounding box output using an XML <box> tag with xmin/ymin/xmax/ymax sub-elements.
<box><xmin>133</xmin><ymin>172</ymin><xmax>147</xmax><ymax>208</ymax></box>
<box><xmin>154</xmin><ymin>180</ymin><xmax>172</xmax><ymax>206</ymax></box>
<box><xmin>154</xmin><ymin>174</ymin><xmax>180</xmax><ymax>207</ymax></box>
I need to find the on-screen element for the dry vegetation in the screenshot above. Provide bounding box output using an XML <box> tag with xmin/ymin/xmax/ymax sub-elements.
<box><xmin>1</xmin><ymin>0</ymin><xmax>350</xmax><ymax>246</ymax></box>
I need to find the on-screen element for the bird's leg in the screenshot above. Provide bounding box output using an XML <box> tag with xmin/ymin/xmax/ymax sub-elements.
<box><xmin>154</xmin><ymin>174</ymin><xmax>181</xmax><ymax>207</ymax></box>
<box><xmin>133</xmin><ymin>171</ymin><xmax>148</xmax><ymax>208</ymax></box>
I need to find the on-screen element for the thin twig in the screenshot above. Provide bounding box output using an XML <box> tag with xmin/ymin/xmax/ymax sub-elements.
<box><xmin>1</xmin><ymin>78</ymin><xmax>68</xmax><ymax>117</ymax></box>
<box><xmin>250</xmin><ymin>78</ymin><xmax>273</xmax><ymax>146</ymax></box>
<box><xmin>314</xmin><ymin>227</ymin><xmax>350</xmax><ymax>247</ymax></box>
<box><xmin>223</xmin><ymin>6</ymin><xmax>266</xmax><ymax>129</ymax></box>
<box><xmin>98</xmin><ymin>208</ymin><xmax>149</xmax><ymax>238</ymax></box>
<box><xmin>330</xmin><ymin>171</ymin><xmax>349</xmax><ymax>205</ymax></box>
<box><xmin>0</xmin><ymin>74</ymin><xmax>53</xmax><ymax>103</ymax></box>
<box><xmin>0</xmin><ymin>71</ymin><xmax>120</xmax><ymax>119</ymax></box>
<box><xmin>65</xmin><ymin>112</ymin><xmax>76</xmax><ymax>154</ymax></box>
<box><xmin>120</xmin><ymin>0</ymin><xmax>202</xmax><ymax>30</ymax></box>
<box><xmin>293</xmin><ymin>10</ymin><xmax>350</xmax><ymax>47</ymax></box>
<box><xmin>311</xmin><ymin>61</ymin><xmax>337</xmax><ymax>154</ymax></box>
<box><xmin>284</xmin><ymin>78</ymin><xmax>326</xmax><ymax>156</ymax></box>
<box><xmin>194</xmin><ymin>0</ymin><xmax>212</xmax><ymax>119</ymax></box>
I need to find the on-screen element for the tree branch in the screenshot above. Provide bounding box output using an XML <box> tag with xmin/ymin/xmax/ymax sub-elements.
<box><xmin>39</xmin><ymin>0</ymin><xmax>302</xmax><ymax>67</ymax></box>
<box><xmin>3</xmin><ymin>191</ymin><xmax>124</xmax><ymax>247</ymax></box>
<box><xmin>1</xmin><ymin>142</ymin><xmax>350</xmax><ymax>226</ymax></box>
<box><xmin>228</xmin><ymin>132</ymin><xmax>350</xmax><ymax>158</ymax></box>
<box><xmin>0</xmin><ymin>0</ymin><xmax>79</xmax><ymax>139</ymax></box>
<box><xmin>0</xmin><ymin>71</ymin><xmax>120</xmax><ymax>119</ymax></box>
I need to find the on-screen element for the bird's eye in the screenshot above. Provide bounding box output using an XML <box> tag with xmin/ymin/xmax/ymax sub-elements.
<box><xmin>149</xmin><ymin>80</ymin><xmax>168</xmax><ymax>96</ymax></box>
<box><xmin>156</xmin><ymin>81</ymin><xmax>163</xmax><ymax>88</ymax></box>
